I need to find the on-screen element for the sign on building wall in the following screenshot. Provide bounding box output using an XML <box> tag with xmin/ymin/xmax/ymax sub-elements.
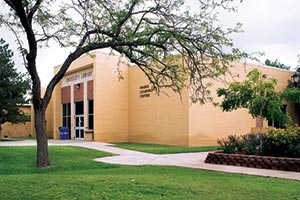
<box><xmin>139</xmin><ymin>85</ymin><xmax>152</xmax><ymax>98</ymax></box>
<box><xmin>62</xmin><ymin>69</ymin><xmax>93</xmax><ymax>87</ymax></box>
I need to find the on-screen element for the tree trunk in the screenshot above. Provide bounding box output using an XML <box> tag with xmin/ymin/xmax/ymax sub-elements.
<box><xmin>0</xmin><ymin>124</ymin><xmax>2</xmax><ymax>139</ymax></box>
<box><xmin>259</xmin><ymin>109</ymin><xmax>263</xmax><ymax>154</ymax></box>
<box><xmin>259</xmin><ymin>110</ymin><xmax>263</xmax><ymax>134</ymax></box>
<box><xmin>34</xmin><ymin>106</ymin><xmax>51</xmax><ymax>168</ymax></box>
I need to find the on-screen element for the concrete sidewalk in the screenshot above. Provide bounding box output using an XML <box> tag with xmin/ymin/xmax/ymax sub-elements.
<box><xmin>1</xmin><ymin>140</ymin><xmax>299</xmax><ymax>180</ymax></box>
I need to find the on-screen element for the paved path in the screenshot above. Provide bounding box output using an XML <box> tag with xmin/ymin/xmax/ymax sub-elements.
<box><xmin>1</xmin><ymin>140</ymin><xmax>300</xmax><ymax>180</ymax></box>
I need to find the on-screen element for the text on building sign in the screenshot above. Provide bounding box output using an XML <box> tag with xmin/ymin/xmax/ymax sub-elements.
<box><xmin>66</xmin><ymin>71</ymin><xmax>93</xmax><ymax>83</ymax></box>
<box><xmin>139</xmin><ymin>84</ymin><xmax>152</xmax><ymax>98</ymax></box>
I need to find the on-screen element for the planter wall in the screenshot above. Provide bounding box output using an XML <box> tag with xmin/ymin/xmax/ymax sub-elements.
<box><xmin>205</xmin><ymin>152</ymin><xmax>300</xmax><ymax>172</ymax></box>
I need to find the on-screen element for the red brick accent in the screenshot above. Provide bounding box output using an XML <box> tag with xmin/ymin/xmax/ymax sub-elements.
<box><xmin>61</xmin><ymin>86</ymin><xmax>71</xmax><ymax>104</ymax></box>
<box><xmin>74</xmin><ymin>83</ymin><xmax>83</xmax><ymax>102</ymax></box>
<box><xmin>205</xmin><ymin>152</ymin><xmax>300</xmax><ymax>172</ymax></box>
<box><xmin>87</xmin><ymin>80</ymin><xmax>93</xmax><ymax>100</ymax></box>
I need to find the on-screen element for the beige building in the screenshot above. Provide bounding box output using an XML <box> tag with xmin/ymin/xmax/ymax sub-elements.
<box><xmin>42</xmin><ymin>52</ymin><xmax>297</xmax><ymax>146</ymax></box>
<box><xmin>1</xmin><ymin>105</ymin><xmax>32</xmax><ymax>138</ymax></box>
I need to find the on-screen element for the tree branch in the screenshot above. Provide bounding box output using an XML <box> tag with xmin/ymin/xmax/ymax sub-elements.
<box><xmin>114</xmin><ymin>0</ymin><xmax>138</xmax><ymax>38</ymax></box>
<box><xmin>28</xmin><ymin>0</ymin><xmax>44</xmax><ymax>23</ymax></box>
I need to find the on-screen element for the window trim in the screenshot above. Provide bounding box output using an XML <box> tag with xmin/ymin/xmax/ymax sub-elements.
<box><xmin>62</xmin><ymin>103</ymin><xmax>71</xmax><ymax>128</ymax></box>
<box><xmin>88</xmin><ymin>99</ymin><xmax>94</xmax><ymax>130</ymax></box>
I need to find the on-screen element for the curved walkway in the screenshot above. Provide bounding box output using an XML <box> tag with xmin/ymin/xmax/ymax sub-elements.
<box><xmin>1</xmin><ymin>140</ymin><xmax>299</xmax><ymax>180</ymax></box>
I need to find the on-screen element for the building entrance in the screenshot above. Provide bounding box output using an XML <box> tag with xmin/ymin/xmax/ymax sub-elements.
<box><xmin>75</xmin><ymin>101</ymin><xmax>84</xmax><ymax>140</ymax></box>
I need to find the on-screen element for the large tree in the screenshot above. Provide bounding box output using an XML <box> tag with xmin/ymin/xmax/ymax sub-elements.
<box><xmin>0</xmin><ymin>0</ymin><xmax>246</xmax><ymax>168</ymax></box>
<box><xmin>0</xmin><ymin>38</ymin><xmax>31</xmax><ymax>138</ymax></box>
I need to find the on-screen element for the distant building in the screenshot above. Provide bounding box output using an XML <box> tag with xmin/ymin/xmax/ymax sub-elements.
<box><xmin>2</xmin><ymin>105</ymin><xmax>31</xmax><ymax>138</ymax></box>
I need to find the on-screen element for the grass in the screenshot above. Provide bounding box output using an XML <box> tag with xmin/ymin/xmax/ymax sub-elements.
<box><xmin>114</xmin><ymin>142</ymin><xmax>219</xmax><ymax>154</ymax></box>
<box><xmin>0</xmin><ymin>137</ymin><xmax>36</xmax><ymax>141</ymax></box>
<box><xmin>14</xmin><ymin>136</ymin><xmax>37</xmax><ymax>140</ymax></box>
<box><xmin>0</xmin><ymin>146</ymin><xmax>299</xmax><ymax>200</ymax></box>
<box><xmin>0</xmin><ymin>138</ymin><xmax>23</xmax><ymax>142</ymax></box>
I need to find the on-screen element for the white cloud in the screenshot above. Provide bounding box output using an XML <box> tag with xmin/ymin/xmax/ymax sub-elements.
<box><xmin>224</xmin><ymin>0</ymin><xmax>300</xmax><ymax>68</ymax></box>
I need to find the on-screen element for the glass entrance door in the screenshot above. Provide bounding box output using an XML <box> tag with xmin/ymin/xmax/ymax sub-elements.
<box><xmin>75</xmin><ymin>101</ymin><xmax>84</xmax><ymax>140</ymax></box>
<box><xmin>75</xmin><ymin>115</ymin><xmax>84</xmax><ymax>139</ymax></box>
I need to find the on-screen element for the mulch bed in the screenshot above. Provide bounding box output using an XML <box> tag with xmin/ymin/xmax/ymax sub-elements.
<box><xmin>205</xmin><ymin>151</ymin><xmax>300</xmax><ymax>172</ymax></box>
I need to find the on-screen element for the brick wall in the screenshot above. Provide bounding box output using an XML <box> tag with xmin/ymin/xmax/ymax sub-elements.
<box><xmin>205</xmin><ymin>152</ymin><xmax>300</xmax><ymax>172</ymax></box>
<box><xmin>74</xmin><ymin>83</ymin><xmax>83</xmax><ymax>102</ymax></box>
<box><xmin>61</xmin><ymin>86</ymin><xmax>71</xmax><ymax>103</ymax></box>
<box><xmin>87</xmin><ymin>80</ymin><xmax>93</xmax><ymax>100</ymax></box>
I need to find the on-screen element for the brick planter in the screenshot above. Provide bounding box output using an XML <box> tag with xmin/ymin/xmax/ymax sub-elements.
<box><xmin>205</xmin><ymin>152</ymin><xmax>300</xmax><ymax>172</ymax></box>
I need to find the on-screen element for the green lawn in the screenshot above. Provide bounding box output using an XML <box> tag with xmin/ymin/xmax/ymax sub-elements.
<box><xmin>0</xmin><ymin>146</ymin><xmax>299</xmax><ymax>200</ymax></box>
<box><xmin>114</xmin><ymin>142</ymin><xmax>219</xmax><ymax>154</ymax></box>
<box><xmin>0</xmin><ymin>137</ymin><xmax>36</xmax><ymax>141</ymax></box>
<box><xmin>0</xmin><ymin>138</ymin><xmax>22</xmax><ymax>142</ymax></box>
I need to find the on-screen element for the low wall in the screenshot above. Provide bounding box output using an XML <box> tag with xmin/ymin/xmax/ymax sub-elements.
<box><xmin>205</xmin><ymin>152</ymin><xmax>300</xmax><ymax>172</ymax></box>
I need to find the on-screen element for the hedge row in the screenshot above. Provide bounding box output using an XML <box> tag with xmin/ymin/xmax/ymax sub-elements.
<box><xmin>217</xmin><ymin>126</ymin><xmax>300</xmax><ymax>158</ymax></box>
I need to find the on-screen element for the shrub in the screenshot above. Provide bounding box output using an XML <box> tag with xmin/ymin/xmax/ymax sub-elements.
<box><xmin>217</xmin><ymin>135</ymin><xmax>242</xmax><ymax>154</ymax></box>
<box><xmin>263</xmin><ymin>126</ymin><xmax>300</xmax><ymax>158</ymax></box>
<box><xmin>241</xmin><ymin>133</ymin><xmax>265</xmax><ymax>155</ymax></box>
<box><xmin>218</xmin><ymin>133</ymin><xmax>265</xmax><ymax>155</ymax></box>
<box><xmin>218</xmin><ymin>126</ymin><xmax>300</xmax><ymax>158</ymax></box>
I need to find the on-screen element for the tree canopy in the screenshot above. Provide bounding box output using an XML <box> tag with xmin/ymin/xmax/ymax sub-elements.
<box><xmin>0</xmin><ymin>38</ymin><xmax>31</xmax><ymax>137</ymax></box>
<box><xmin>0</xmin><ymin>0</ymin><xmax>246</xmax><ymax>167</ymax></box>
<box><xmin>1</xmin><ymin>0</ymin><xmax>247</xmax><ymax>104</ymax></box>
<box><xmin>217</xmin><ymin>69</ymin><xmax>289</xmax><ymax>132</ymax></box>
<box><xmin>281</xmin><ymin>87</ymin><xmax>300</xmax><ymax>103</ymax></box>
<box><xmin>265</xmin><ymin>59</ymin><xmax>291</xmax><ymax>70</ymax></box>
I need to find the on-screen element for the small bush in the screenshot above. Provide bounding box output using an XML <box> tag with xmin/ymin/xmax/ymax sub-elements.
<box><xmin>241</xmin><ymin>133</ymin><xmax>266</xmax><ymax>155</ymax></box>
<box><xmin>263</xmin><ymin>127</ymin><xmax>300</xmax><ymax>158</ymax></box>
<box><xmin>218</xmin><ymin>133</ymin><xmax>264</xmax><ymax>155</ymax></box>
<box><xmin>218</xmin><ymin>126</ymin><xmax>300</xmax><ymax>158</ymax></box>
<box><xmin>217</xmin><ymin>135</ymin><xmax>242</xmax><ymax>154</ymax></box>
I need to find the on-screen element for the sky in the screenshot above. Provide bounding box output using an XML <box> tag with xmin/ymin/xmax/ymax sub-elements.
<box><xmin>1</xmin><ymin>0</ymin><xmax>300</xmax><ymax>86</ymax></box>
<box><xmin>224</xmin><ymin>0</ymin><xmax>300</xmax><ymax>68</ymax></box>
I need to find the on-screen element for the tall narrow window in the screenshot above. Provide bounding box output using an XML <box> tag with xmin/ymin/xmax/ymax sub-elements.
<box><xmin>88</xmin><ymin>99</ymin><xmax>94</xmax><ymax>130</ymax></box>
<box><xmin>62</xmin><ymin>103</ymin><xmax>71</xmax><ymax>128</ymax></box>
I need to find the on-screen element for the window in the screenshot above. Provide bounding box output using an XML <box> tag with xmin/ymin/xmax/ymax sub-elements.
<box><xmin>75</xmin><ymin>101</ymin><xmax>84</xmax><ymax>115</ymax></box>
<box><xmin>62</xmin><ymin>103</ymin><xmax>71</xmax><ymax>128</ymax></box>
<box><xmin>268</xmin><ymin>105</ymin><xmax>287</xmax><ymax>128</ymax></box>
<box><xmin>88</xmin><ymin>99</ymin><xmax>94</xmax><ymax>130</ymax></box>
